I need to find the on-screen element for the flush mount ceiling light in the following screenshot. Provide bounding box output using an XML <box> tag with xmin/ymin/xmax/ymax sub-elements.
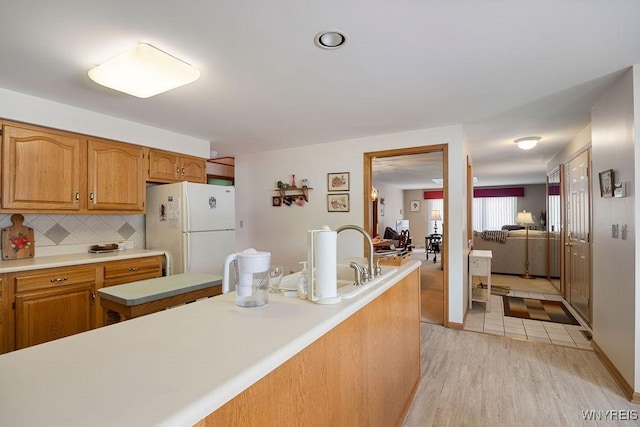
<box><xmin>88</xmin><ymin>43</ymin><xmax>200</xmax><ymax>98</ymax></box>
<box><xmin>314</xmin><ymin>31</ymin><xmax>348</xmax><ymax>49</ymax></box>
<box><xmin>514</xmin><ymin>136</ymin><xmax>541</xmax><ymax>151</ymax></box>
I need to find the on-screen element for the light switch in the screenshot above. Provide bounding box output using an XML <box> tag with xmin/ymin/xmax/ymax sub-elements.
<box><xmin>621</xmin><ymin>224</ymin><xmax>627</xmax><ymax>240</ymax></box>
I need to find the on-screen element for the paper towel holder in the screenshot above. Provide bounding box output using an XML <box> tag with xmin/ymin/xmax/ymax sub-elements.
<box><xmin>308</xmin><ymin>226</ymin><xmax>342</xmax><ymax>305</ymax></box>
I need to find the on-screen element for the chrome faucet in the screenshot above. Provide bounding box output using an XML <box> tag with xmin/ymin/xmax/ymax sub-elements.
<box><xmin>336</xmin><ymin>224</ymin><xmax>376</xmax><ymax>280</ymax></box>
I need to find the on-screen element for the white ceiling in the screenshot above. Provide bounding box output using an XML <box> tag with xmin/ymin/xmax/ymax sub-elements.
<box><xmin>2</xmin><ymin>1</ymin><xmax>639</xmax><ymax>186</ymax></box>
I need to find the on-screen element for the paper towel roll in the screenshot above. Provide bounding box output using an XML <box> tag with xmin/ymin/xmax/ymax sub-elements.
<box><xmin>315</xmin><ymin>229</ymin><xmax>337</xmax><ymax>298</ymax></box>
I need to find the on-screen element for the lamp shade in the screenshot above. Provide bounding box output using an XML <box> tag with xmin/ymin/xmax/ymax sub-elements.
<box><xmin>431</xmin><ymin>209</ymin><xmax>442</xmax><ymax>221</ymax></box>
<box><xmin>88</xmin><ymin>43</ymin><xmax>200</xmax><ymax>98</ymax></box>
<box><xmin>516</xmin><ymin>211</ymin><xmax>535</xmax><ymax>225</ymax></box>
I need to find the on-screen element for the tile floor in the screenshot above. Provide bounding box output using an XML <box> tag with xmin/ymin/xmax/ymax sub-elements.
<box><xmin>464</xmin><ymin>290</ymin><xmax>593</xmax><ymax>350</ymax></box>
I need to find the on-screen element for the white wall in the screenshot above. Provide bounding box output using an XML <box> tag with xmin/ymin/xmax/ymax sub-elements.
<box><xmin>0</xmin><ymin>88</ymin><xmax>210</xmax><ymax>157</ymax></box>
<box><xmin>591</xmin><ymin>66</ymin><xmax>636</xmax><ymax>390</ymax></box>
<box><xmin>235</xmin><ymin>125</ymin><xmax>468</xmax><ymax>324</ymax></box>
<box><xmin>404</xmin><ymin>189</ymin><xmax>429</xmax><ymax>243</ymax></box>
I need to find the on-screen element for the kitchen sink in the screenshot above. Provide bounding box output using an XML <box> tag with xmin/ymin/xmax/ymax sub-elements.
<box><xmin>279</xmin><ymin>264</ymin><xmax>397</xmax><ymax>299</ymax></box>
<box><xmin>335</xmin><ymin>264</ymin><xmax>397</xmax><ymax>299</ymax></box>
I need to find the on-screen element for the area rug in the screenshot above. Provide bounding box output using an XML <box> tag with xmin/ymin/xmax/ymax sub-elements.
<box><xmin>502</xmin><ymin>296</ymin><xmax>580</xmax><ymax>326</ymax></box>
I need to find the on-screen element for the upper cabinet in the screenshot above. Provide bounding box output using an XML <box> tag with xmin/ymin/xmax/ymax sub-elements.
<box><xmin>2</xmin><ymin>123</ymin><xmax>85</xmax><ymax>211</ymax></box>
<box><xmin>87</xmin><ymin>139</ymin><xmax>145</xmax><ymax>212</ymax></box>
<box><xmin>0</xmin><ymin>121</ymin><xmax>148</xmax><ymax>213</ymax></box>
<box><xmin>147</xmin><ymin>148</ymin><xmax>206</xmax><ymax>183</ymax></box>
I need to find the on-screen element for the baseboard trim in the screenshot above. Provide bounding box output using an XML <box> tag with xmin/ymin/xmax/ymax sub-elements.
<box><xmin>592</xmin><ymin>339</ymin><xmax>638</xmax><ymax>403</ymax></box>
<box><xmin>448</xmin><ymin>321</ymin><xmax>464</xmax><ymax>330</ymax></box>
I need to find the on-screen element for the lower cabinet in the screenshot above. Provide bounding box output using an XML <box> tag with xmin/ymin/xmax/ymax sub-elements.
<box><xmin>0</xmin><ymin>255</ymin><xmax>164</xmax><ymax>354</ymax></box>
<box><xmin>12</xmin><ymin>265</ymin><xmax>96</xmax><ymax>350</ymax></box>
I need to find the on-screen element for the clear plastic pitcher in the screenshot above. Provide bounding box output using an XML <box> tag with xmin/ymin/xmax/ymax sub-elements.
<box><xmin>222</xmin><ymin>248</ymin><xmax>271</xmax><ymax>307</ymax></box>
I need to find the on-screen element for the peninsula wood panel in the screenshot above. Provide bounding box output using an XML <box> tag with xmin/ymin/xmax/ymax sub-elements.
<box><xmin>198</xmin><ymin>269</ymin><xmax>420</xmax><ymax>427</ymax></box>
<box><xmin>87</xmin><ymin>138</ymin><xmax>145</xmax><ymax>212</ymax></box>
<box><xmin>1</xmin><ymin>122</ymin><xmax>84</xmax><ymax>211</ymax></box>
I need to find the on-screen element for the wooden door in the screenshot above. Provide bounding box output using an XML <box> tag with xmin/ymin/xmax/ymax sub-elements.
<box><xmin>148</xmin><ymin>149</ymin><xmax>179</xmax><ymax>182</ymax></box>
<box><xmin>15</xmin><ymin>284</ymin><xmax>93</xmax><ymax>349</ymax></box>
<box><xmin>87</xmin><ymin>139</ymin><xmax>145</xmax><ymax>212</ymax></box>
<box><xmin>1</xmin><ymin>123</ymin><xmax>83</xmax><ymax>210</ymax></box>
<box><xmin>565</xmin><ymin>149</ymin><xmax>591</xmax><ymax>324</ymax></box>
<box><xmin>180</xmin><ymin>156</ymin><xmax>206</xmax><ymax>183</ymax></box>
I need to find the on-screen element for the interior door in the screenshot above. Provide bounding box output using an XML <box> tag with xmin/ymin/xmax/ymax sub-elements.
<box><xmin>564</xmin><ymin>149</ymin><xmax>591</xmax><ymax>324</ymax></box>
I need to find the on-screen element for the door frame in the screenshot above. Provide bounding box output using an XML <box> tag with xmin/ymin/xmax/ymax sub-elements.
<box><xmin>363</xmin><ymin>144</ymin><xmax>449</xmax><ymax>326</ymax></box>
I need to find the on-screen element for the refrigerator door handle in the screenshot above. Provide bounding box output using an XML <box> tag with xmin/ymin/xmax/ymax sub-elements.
<box><xmin>184</xmin><ymin>233</ymin><xmax>191</xmax><ymax>272</ymax></box>
<box><xmin>183</xmin><ymin>183</ymin><xmax>192</xmax><ymax>232</ymax></box>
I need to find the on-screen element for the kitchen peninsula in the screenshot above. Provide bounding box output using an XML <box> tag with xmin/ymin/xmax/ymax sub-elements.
<box><xmin>0</xmin><ymin>260</ymin><xmax>421</xmax><ymax>426</ymax></box>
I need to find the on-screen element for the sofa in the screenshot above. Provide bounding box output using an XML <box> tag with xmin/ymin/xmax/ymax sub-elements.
<box><xmin>472</xmin><ymin>229</ymin><xmax>557</xmax><ymax>277</ymax></box>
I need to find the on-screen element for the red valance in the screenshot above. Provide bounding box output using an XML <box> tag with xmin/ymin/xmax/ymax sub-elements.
<box><xmin>423</xmin><ymin>187</ymin><xmax>525</xmax><ymax>199</ymax></box>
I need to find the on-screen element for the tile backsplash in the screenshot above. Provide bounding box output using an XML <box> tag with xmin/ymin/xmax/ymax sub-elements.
<box><xmin>0</xmin><ymin>214</ymin><xmax>145</xmax><ymax>249</ymax></box>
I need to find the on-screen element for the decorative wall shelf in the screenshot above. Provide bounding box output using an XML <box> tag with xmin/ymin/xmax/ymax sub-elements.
<box><xmin>275</xmin><ymin>186</ymin><xmax>313</xmax><ymax>201</ymax></box>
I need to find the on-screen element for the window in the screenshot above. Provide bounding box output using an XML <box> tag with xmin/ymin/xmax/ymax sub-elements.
<box><xmin>473</xmin><ymin>197</ymin><xmax>517</xmax><ymax>231</ymax></box>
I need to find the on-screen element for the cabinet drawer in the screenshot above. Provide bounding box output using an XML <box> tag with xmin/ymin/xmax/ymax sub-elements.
<box><xmin>103</xmin><ymin>256</ymin><xmax>162</xmax><ymax>286</ymax></box>
<box><xmin>14</xmin><ymin>266</ymin><xmax>96</xmax><ymax>293</ymax></box>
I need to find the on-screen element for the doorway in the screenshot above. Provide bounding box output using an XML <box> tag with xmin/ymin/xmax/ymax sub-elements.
<box><xmin>363</xmin><ymin>145</ymin><xmax>449</xmax><ymax>326</ymax></box>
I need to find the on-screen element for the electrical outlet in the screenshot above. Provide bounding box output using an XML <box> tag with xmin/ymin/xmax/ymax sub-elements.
<box><xmin>612</xmin><ymin>224</ymin><xmax>618</xmax><ymax>238</ymax></box>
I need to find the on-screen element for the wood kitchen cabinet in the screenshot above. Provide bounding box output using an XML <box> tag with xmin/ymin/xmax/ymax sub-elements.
<box><xmin>1</xmin><ymin>122</ymin><xmax>85</xmax><ymax>211</ymax></box>
<box><xmin>87</xmin><ymin>138</ymin><xmax>145</xmax><ymax>212</ymax></box>
<box><xmin>147</xmin><ymin>148</ymin><xmax>206</xmax><ymax>183</ymax></box>
<box><xmin>0</xmin><ymin>120</ymin><xmax>146</xmax><ymax>213</ymax></box>
<box><xmin>12</xmin><ymin>265</ymin><xmax>96</xmax><ymax>350</ymax></box>
<box><xmin>100</xmin><ymin>256</ymin><xmax>163</xmax><ymax>326</ymax></box>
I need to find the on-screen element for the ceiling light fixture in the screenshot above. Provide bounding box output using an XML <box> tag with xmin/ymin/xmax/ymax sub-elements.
<box><xmin>514</xmin><ymin>136</ymin><xmax>541</xmax><ymax>151</ymax></box>
<box><xmin>314</xmin><ymin>31</ymin><xmax>347</xmax><ymax>49</ymax></box>
<box><xmin>88</xmin><ymin>43</ymin><xmax>200</xmax><ymax>98</ymax></box>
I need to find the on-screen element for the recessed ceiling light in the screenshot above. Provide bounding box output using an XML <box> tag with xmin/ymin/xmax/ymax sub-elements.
<box><xmin>314</xmin><ymin>31</ymin><xmax>348</xmax><ymax>49</ymax></box>
<box><xmin>88</xmin><ymin>43</ymin><xmax>200</xmax><ymax>98</ymax></box>
<box><xmin>514</xmin><ymin>136</ymin><xmax>541</xmax><ymax>150</ymax></box>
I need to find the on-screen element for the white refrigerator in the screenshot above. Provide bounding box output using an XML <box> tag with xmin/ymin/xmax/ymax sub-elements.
<box><xmin>146</xmin><ymin>182</ymin><xmax>236</xmax><ymax>276</ymax></box>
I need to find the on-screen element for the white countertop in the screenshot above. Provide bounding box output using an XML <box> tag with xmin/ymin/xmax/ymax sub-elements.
<box><xmin>0</xmin><ymin>260</ymin><xmax>420</xmax><ymax>427</ymax></box>
<box><xmin>0</xmin><ymin>248</ymin><xmax>167</xmax><ymax>273</ymax></box>
<box><xmin>98</xmin><ymin>273</ymin><xmax>223</xmax><ymax>306</ymax></box>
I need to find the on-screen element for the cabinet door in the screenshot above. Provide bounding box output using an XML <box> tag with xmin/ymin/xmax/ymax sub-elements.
<box><xmin>148</xmin><ymin>149</ymin><xmax>179</xmax><ymax>182</ymax></box>
<box><xmin>87</xmin><ymin>139</ymin><xmax>145</xmax><ymax>212</ymax></box>
<box><xmin>2</xmin><ymin>123</ymin><xmax>83</xmax><ymax>210</ymax></box>
<box><xmin>180</xmin><ymin>156</ymin><xmax>206</xmax><ymax>183</ymax></box>
<box><xmin>15</xmin><ymin>284</ymin><xmax>94</xmax><ymax>349</ymax></box>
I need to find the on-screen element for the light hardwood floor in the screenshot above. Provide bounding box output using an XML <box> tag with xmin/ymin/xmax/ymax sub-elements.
<box><xmin>403</xmin><ymin>323</ymin><xmax>640</xmax><ymax>426</ymax></box>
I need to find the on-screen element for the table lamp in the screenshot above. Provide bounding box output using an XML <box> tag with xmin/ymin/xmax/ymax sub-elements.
<box><xmin>431</xmin><ymin>209</ymin><xmax>442</xmax><ymax>234</ymax></box>
<box><xmin>516</xmin><ymin>210</ymin><xmax>535</xmax><ymax>279</ymax></box>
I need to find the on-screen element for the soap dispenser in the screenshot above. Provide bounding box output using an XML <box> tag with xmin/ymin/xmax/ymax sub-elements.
<box><xmin>297</xmin><ymin>261</ymin><xmax>309</xmax><ymax>300</ymax></box>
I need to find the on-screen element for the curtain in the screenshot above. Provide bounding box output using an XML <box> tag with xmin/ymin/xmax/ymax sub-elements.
<box><xmin>426</xmin><ymin>199</ymin><xmax>444</xmax><ymax>235</ymax></box>
<box><xmin>472</xmin><ymin>197</ymin><xmax>517</xmax><ymax>231</ymax></box>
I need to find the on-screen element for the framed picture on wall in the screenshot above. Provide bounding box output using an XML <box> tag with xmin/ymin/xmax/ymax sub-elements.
<box><xmin>410</xmin><ymin>200</ymin><xmax>420</xmax><ymax>212</ymax></box>
<box><xmin>327</xmin><ymin>172</ymin><xmax>349</xmax><ymax>192</ymax></box>
<box><xmin>327</xmin><ymin>193</ymin><xmax>349</xmax><ymax>212</ymax></box>
<box><xmin>599</xmin><ymin>169</ymin><xmax>614</xmax><ymax>198</ymax></box>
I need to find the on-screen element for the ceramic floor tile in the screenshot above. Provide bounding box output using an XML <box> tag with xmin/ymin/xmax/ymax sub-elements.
<box><xmin>577</xmin><ymin>343</ymin><xmax>594</xmax><ymax>351</ymax></box>
<box><xmin>548</xmin><ymin>332</ymin><xmax>572</xmax><ymax>342</ymax></box>
<box><xmin>484</xmin><ymin>328</ymin><xmax>505</xmax><ymax>336</ymax></box>
<box><xmin>523</xmin><ymin>324</ymin><xmax>546</xmax><ymax>332</ymax></box>
<box><xmin>514</xmin><ymin>291</ymin><xmax>531</xmax><ymax>298</ymax></box>
<box><xmin>543</xmin><ymin>323</ymin><xmax>566</xmax><ymax>331</ymax></box>
<box><xmin>551</xmin><ymin>339</ymin><xmax>577</xmax><ymax>348</ymax></box>
<box><xmin>526</xmin><ymin>329</ymin><xmax>549</xmax><ymax>339</ymax></box>
<box><xmin>464</xmin><ymin>324</ymin><xmax>484</xmax><ymax>332</ymax></box>
<box><xmin>528</xmin><ymin>335</ymin><xmax>551</xmax><ymax>343</ymax></box>
<box><xmin>528</xmin><ymin>292</ymin><xmax>545</xmax><ymax>299</ymax></box>
<box><xmin>505</xmin><ymin>332</ymin><xmax>528</xmax><ymax>340</ymax></box>
<box><xmin>522</xmin><ymin>319</ymin><xmax>544</xmax><ymax>327</ymax></box>
<box><xmin>543</xmin><ymin>294</ymin><xmax>563</xmax><ymax>301</ymax></box>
